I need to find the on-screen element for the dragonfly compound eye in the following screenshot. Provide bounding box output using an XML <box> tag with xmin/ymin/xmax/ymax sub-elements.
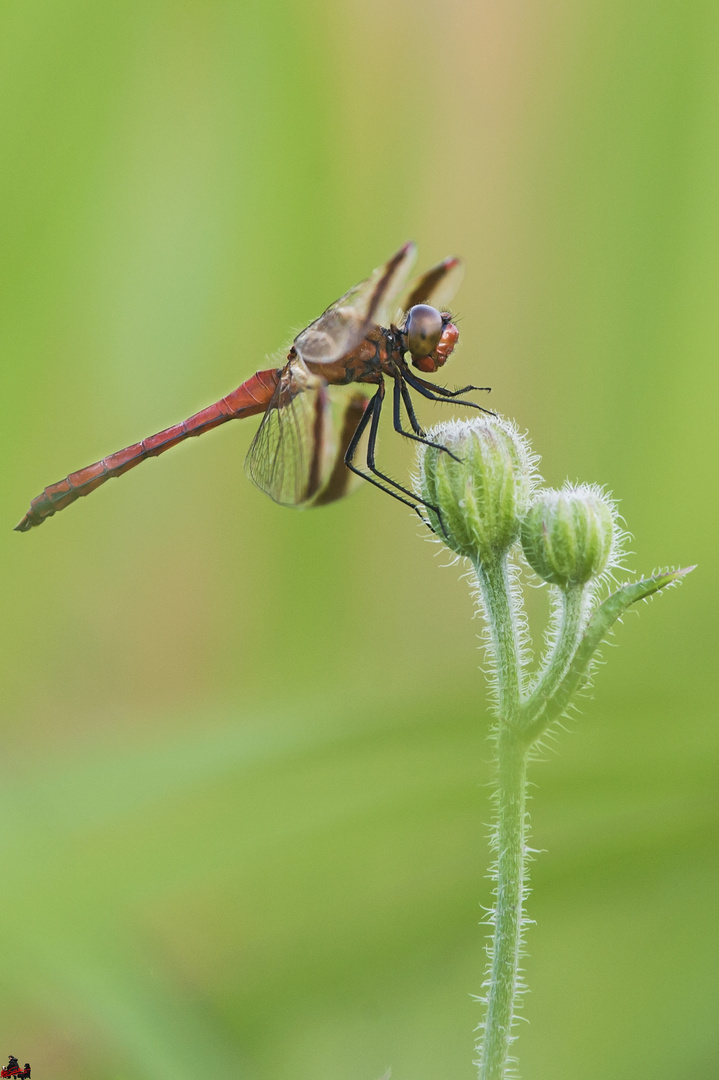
<box><xmin>406</xmin><ymin>304</ymin><xmax>444</xmax><ymax>363</ymax></box>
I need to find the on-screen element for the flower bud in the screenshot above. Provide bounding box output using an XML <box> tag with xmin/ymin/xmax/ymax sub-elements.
<box><xmin>520</xmin><ymin>484</ymin><xmax>616</xmax><ymax>588</ymax></box>
<box><xmin>418</xmin><ymin>416</ymin><xmax>538</xmax><ymax>565</ymax></box>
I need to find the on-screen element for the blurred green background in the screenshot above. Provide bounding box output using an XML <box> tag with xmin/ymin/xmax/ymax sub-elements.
<box><xmin>1</xmin><ymin>1</ymin><xmax>716</xmax><ymax>1078</ymax></box>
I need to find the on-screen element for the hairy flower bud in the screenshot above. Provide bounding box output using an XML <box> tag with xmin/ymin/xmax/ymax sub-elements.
<box><xmin>520</xmin><ymin>484</ymin><xmax>616</xmax><ymax>588</ymax></box>
<box><xmin>418</xmin><ymin>416</ymin><xmax>538</xmax><ymax>565</ymax></box>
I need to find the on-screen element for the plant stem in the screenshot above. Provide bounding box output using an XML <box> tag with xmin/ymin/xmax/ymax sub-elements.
<box><xmin>521</xmin><ymin>583</ymin><xmax>587</xmax><ymax>725</ymax></box>
<box><xmin>473</xmin><ymin>565</ymin><xmax>695</xmax><ymax>1078</ymax></box>
<box><xmin>478</xmin><ymin>727</ymin><xmax>529</xmax><ymax>1080</ymax></box>
<box><xmin>474</xmin><ymin>557</ymin><xmax>522</xmax><ymax>722</ymax></box>
<box><xmin>473</xmin><ymin>556</ymin><xmax>528</xmax><ymax>1080</ymax></box>
<box><xmin>522</xmin><ymin>567</ymin><xmax>695</xmax><ymax>743</ymax></box>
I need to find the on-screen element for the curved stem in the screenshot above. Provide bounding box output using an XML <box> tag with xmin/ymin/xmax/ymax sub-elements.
<box><xmin>520</xmin><ymin>583</ymin><xmax>588</xmax><ymax>728</ymax></box>
<box><xmin>523</xmin><ymin>567</ymin><xmax>695</xmax><ymax>743</ymax></box>
<box><xmin>471</xmin><ymin>559</ymin><xmax>694</xmax><ymax>1079</ymax></box>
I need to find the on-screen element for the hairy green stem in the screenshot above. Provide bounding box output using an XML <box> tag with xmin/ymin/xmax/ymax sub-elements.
<box><xmin>472</xmin><ymin>566</ymin><xmax>693</xmax><ymax>1079</ymax></box>
<box><xmin>474</xmin><ymin>566</ymin><xmax>591</xmax><ymax>1079</ymax></box>
<box><xmin>523</xmin><ymin>567</ymin><xmax>695</xmax><ymax>743</ymax></box>
<box><xmin>418</xmin><ymin>417</ymin><xmax>692</xmax><ymax>1080</ymax></box>
<box><xmin>474</xmin><ymin>558</ymin><xmax>523</xmax><ymax>721</ymax></box>
<box><xmin>477</xmin><ymin>728</ymin><xmax>529</xmax><ymax>1080</ymax></box>
<box><xmin>521</xmin><ymin>583</ymin><xmax>587</xmax><ymax>725</ymax></box>
<box><xmin>473</xmin><ymin>557</ymin><xmax>528</xmax><ymax>1079</ymax></box>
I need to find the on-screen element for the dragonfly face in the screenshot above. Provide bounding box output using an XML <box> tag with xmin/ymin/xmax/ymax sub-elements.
<box><xmin>16</xmin><ymin>243</ymin><xmax>490</xmax><ymax>532</ymax></box>
<box><xmin>405</xmin><ymin>304</ymin><xmax>445</xmax><ymax>361</ymax></box>
<box><xmin>403</xmin><ymin>305</ymin><xmax>459</xmax><ymax>373</ymax></box>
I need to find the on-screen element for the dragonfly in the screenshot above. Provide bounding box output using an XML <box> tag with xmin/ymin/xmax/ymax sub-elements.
<box><xmin>15</xmin><ymin>242</ymin><xmax>490</xmax><ymax>533</ymax></box>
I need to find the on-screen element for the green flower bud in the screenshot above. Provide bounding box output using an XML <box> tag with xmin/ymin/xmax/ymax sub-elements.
<box><xmin>520</xmin><ymin>484</ymin><xmax>617</xmax><ymax>588</ymax></box>
<box><xmin>418</xmin><ymin>416</ymin><xmax>539</xmax><ymax>565</ymax></box>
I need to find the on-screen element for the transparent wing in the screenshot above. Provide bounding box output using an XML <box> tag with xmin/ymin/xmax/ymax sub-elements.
<box><xmin>396</xmin><ymin>256</ymin><xmax>464</xmax><ymax>316</ymax></box>
<box><xmin>245</xmin><ymin>357</ymin><xmax>369</xmax><ymax>507</ymax></box>
<box><xmin>293</xmin><ymin>242</ymin><xmax>417</xmax><ymax>366</ymax></box>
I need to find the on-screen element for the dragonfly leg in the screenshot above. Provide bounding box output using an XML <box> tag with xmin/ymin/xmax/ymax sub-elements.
<box><xmin>407</xmin><ymin>373</ymin><xmax>492</xmax><ymax>399</ymax></box>
<box><xmin>396</xmin><ymin>378</ymin><xmax>423</xmax><ymax>434</ymax></box>
<box><xmin>345</xmin><ymin>390</ymin><xmax>422</xmax><ymax>516</ymax></box>
<box><xmin>391</xmin><ymin>379</ymin><xmax>462</xmax><ymax>463</ymax></box>
<box><xmin>364</xmin><ymin>383</ymin><xmax>429</xmax><ymax>505</ymax></box>
<box><xmin>403</xmin><ymin>369</ymin><xmax>495</xmax><ymax>415</ymax></box>
<box><xmin>344</xmin><ymin>384</ymin><xmax>446</xmax><ymax>532</ymax></box>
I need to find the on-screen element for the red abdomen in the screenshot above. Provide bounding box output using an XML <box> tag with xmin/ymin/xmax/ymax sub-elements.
<box><xmin>15</xmin><ymin>368</ymin><xmax>280</xmax><ymax>531</ymax></box>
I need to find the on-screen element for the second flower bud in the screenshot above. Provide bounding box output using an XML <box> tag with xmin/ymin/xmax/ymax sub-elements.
<box><xmin>520</xmin><ymin>484</ymin><xmax>617</xmax><ymax>589</ymax></box>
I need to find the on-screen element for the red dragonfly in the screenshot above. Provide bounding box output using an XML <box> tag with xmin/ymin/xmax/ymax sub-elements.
<box><xmin>16</xmin><ymin>242</ymin><xmax>488</xmax><ymax>532</ymax></box>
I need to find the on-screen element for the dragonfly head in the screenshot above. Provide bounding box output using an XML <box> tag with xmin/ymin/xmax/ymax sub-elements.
<box><xmin>405</xmin><ymin>304</ymin><xmax>459</xmax><ymax>373</ymax></box>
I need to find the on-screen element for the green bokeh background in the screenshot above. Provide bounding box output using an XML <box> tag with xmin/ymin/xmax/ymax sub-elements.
<box><xmin>1</xmin><ymin>2</ymin><xmax>716</xmax><ymax>1078</ymax></box>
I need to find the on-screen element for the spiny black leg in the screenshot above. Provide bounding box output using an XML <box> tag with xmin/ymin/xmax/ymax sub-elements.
<box><xmin>403</xmin><ymin>369</ymin><xmax>495</xmax><ymax>415</ymax></box>
<box><xmin>395</xmin><ymin>375</ymin><xmax>423</xmax><ymax>434</ymax></box>
<box><xmin>344</xmin><ymin>387</ymin><xmax>424</xmax><ymax>516</ymax></box>
<box><xmin>344</xmin><ymin>384</ymin><xmax>447</xmax><ymax>533</ymax></box>
<box><xmin>365</xmin><ymin>383</ymin><xmax>449</xmax><ymax>535</ymax></box>
<box><xmin>409</xmin><ymin>375</ymin><xmax>492</xmax><ymax>399</ymax></box>
<box><xmin>395</xmin><ymin>377</ymin><xmax>423</xmax><ymax>435</ymax></box>
<box><xmin>365</xmin><ymin>383</ymin><xmax>431</xmax><ymax>505</ymax></box>
<box><xmin>393</xmin><ymin>379</ymin><xmax>462</xmax><ymax>463</ymax></box>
